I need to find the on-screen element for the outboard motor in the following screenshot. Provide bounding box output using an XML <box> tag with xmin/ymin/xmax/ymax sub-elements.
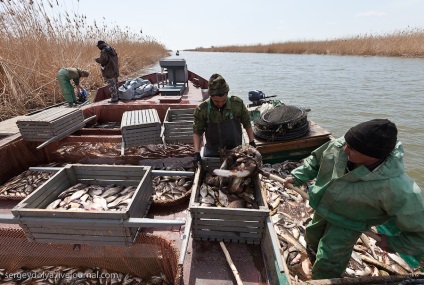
<box><xmin>248</xmin><ymin>90</ymin><xmax>276</xmax><ymax>107</ymax></box>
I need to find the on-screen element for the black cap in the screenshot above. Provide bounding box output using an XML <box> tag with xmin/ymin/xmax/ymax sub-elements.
<box><xmin>97</xmin><ymin>40</ymin><xmax>105</xmax><ymax>46</ymax></box>
<box><xmin>344</xmin><ymin>119</ymin><xmax>397</xmax><ymax>158</ymax></box>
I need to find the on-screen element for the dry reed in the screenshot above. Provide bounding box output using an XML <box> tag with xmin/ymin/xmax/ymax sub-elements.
<box><xmin>190</xmin><ymin>28</ymin><xmax>424</xmax><ymax>57</ymax></box>
<box><xmin>0</xmin><ymin>0</ymin><xmax>168</xmax><ymax>121</ymax></box>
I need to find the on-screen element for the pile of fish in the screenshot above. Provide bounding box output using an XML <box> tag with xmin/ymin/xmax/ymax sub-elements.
<box><xmin>152</xmin><ymin>167</ymin><xmax>194</xmax><ymax>203</ymax></box>
<box><xmin>0</xmin><ymin>266</ymin><xmax>170</xmax><ymax>285</ymax></box>
<box><xmin>46</xmin><ymin>183</ymin><xmax>137</xmax><ymax>211</ymax></box>
<box><xmin>198</xmin><ymin>145</ymin><xmax>263</xmax><ymax>208</ymax></box>
<box><xmin>54</xmin><ymin>142</ymin><xmax>195</xmax><ymax>158</ymax></box>
<box><xmin>55</xmin><ymin>142</ymin><xmax>122</xmax><ymax>156</ymax></box>
<box><xmin>0</xmin><ymin>163</ymin><xmax>63</xmax><ymax>199</ymax></box>
<box><xmin>262</xmin><ymin>160</ymin><xmax>418</xmax><ymax>282</ymax></box>
<box><xmin>138</xmin><ymin>144</ymin><xmax>195</xmax><ymax>158</ymax></box>
<box><xmin>198</xmin><ymin>172</ymin><xmax>258</xmax><ymax>209</ymax></box>
<box><xmin>89</xmin><ymin>122</ymin><xmax>121</xmax><ymax>128</ymax></box>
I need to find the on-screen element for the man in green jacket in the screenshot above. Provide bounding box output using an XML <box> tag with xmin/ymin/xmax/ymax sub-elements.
<box><xmin>57</xmin><ymin>68</ymin><xmax>89</xmax><ymax>106</ymax></box>
<box><xmin>192</xmin><ymin>74</ymin><xmax>256</xmax><ymax>166</ymax></box>
<box><xmin>285</xmin><ymin>119</ymin><xmax>424</xmax><ymax>279</ymax></box>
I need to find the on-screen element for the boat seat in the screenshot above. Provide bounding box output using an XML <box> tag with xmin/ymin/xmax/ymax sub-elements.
<box><xmin>159</xmin><ymin>59</ymin><xmax>188</xmax><ymax>96</ymax></box>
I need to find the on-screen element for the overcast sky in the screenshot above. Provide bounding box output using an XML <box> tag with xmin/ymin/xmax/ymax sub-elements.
<box><xmin>73</xmin><ymin>0</ymin><xmax>424</xmax><ymax>50</ymax></box>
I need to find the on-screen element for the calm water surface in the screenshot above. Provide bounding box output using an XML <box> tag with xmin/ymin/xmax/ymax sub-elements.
<box><xmin>144</xmin><ymin>51</ymin><xmax>424</xmax><ymax>187</ymax></box>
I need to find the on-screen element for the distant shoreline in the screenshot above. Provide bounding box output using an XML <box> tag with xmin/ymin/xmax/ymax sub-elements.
<box><xmin>187</xmin><ymin>28</ymin><xmax>424</xmax><ymax>58</ymax></box>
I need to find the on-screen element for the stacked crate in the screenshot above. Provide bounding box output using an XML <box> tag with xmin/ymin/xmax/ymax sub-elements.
<box><xmin>121</xmin><ymin>109</ymin><xmax>162</xmax><ymax>147</ymax></box>
<box><xmin>162</xmin><ymin>107</ymin><xmax>195</xmax><ymax>144</ymax></box>
<box><xmin>16</xmin><ymin>108</ymin><xmax>85</xmax><ymax>142</ymax></box>
<box><xmin>12</xmin><ymin>164</ymin><xmax>153</xmax><ymax>246</ymax></box>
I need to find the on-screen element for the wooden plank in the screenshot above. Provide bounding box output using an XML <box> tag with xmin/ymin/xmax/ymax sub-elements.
<box><xmin>24</xmin><ymin>222</ymin><xmax>129</xmax><ymax>230</ymax></box>
<box><xmin>195</xmin><ymin>234</ymin><xmax>262</xmax><ymax>244</ymax></box>
<box><xmin>17</xmin><ymin>108</ymin><xmax>77</xmax><ymax>122</ymax></box>
<box><xmin>195</xmin><ymin>230</ymin><xmax>262</xmax><ymax>239</ymax></box>
<box><xmin>31</xmin><ymin>237</ymin><xmax>132</xmax><ymax>246</ymax></box>
<box><xmin>31</xmin><ymin>233</ymin><xmax>128</xmax><ymax>242</ymax></box>
<box><xmin>194</xmin><ymin>219</ymin><xmax>265</xmax><ymax>228</ymax></box>
<box><xmin>193</xmin><ymin>223</ymin><xmax>264</xmax><ymax>233</ymax></box>
<box><xmin>123</xmin><ymin>124</ymin><xmax>161</xmax><ymax>132</ymax></box>
<box><xmin>192</xmin><ymin>211</ymin><xmax>267</xmax><ymax>221</ymax></box>
<box><xmin>26</xmin><ymin>226</ymin><xmax>129</xmax><ymax>236</ymax></box>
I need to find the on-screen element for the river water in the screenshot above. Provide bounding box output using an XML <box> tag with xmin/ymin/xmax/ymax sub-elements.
<box><xmin>144</xmin><ymin>51</ymin><xmax>424</xmax><ymax>187</ymax></box>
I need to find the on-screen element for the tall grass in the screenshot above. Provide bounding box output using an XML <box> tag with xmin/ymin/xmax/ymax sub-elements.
<box><xmin>191</xmin><ymin>28</ymin><xmax>424</xmax><ymax>57</ymax></box>
<box><xmin>0</xmin><ymin>0</ymin><xmax>168</xmax><ymax>121</ymax></box>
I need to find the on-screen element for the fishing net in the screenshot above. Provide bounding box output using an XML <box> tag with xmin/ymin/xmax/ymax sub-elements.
<box><xmin>253</xmin><ymin>105</ymin><xmax>310</xmax><ymax>141</ymax></box>
<box><xmin>0</xmin><ymin>228</ymin><xmax>181</xmax><ymax>284</ymax></box>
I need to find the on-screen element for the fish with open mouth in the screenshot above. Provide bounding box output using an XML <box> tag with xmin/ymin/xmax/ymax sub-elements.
<box><xmin>213</xmin><ymin>145</ymin><xmax>262</xmax><ymax>178</ymax></box>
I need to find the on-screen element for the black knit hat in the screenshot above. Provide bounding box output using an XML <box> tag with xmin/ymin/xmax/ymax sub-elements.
<box><xmin>344</xmin><ymin>119</ymin><xmax>398</xmax><ymax>158</ymax></box>
<box><xmin>97</xmin><ymin>40</ymin><xmax>106</xmax><ymax>46</ymax></box>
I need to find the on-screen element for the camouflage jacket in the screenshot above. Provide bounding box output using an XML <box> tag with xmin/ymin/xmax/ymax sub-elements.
<box><xmin>95</xmin><ymin>43</ymin><xmax>119</xmax><ymax>79</ymax></box>
<box><xmin>193</xmin><ymin>96</ymin><xmax>251</xmax><ymax>135</ymax></box>
<box><xmin>65</xmin><ymin>68</ymin><xmax>84</xmax><ymax>86</ymax></box>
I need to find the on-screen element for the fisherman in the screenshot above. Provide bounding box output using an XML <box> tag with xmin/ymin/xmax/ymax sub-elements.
<box><xmin>193</xmin><ymin>73</ymin><xmax>256</xmax><ymax>167</ymax></box>
<box><xmin>57</xmin><ymin>68</ymin><xmax>89</xmax><ymax>107</ymax></box>
<box><xmin>283</xmin><ymin>119</ymin><xmax>424</xmax><ymax>279</ymax></box>
<box><xmin>95</xmin><ymin>40</ymin><xmax>120</xmax><ymax>103</ymax></box>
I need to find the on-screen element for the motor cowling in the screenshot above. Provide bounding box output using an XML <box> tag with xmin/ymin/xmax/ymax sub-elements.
<box><xmin>248</xmin><ymin>90</ymin><xmax>266</xmax><ymax>103</ymax></box>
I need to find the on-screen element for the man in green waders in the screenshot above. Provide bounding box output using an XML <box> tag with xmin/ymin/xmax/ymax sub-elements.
<box><xmin>284</xmin><ymin>119</ymin><xmax>424</xmax><ymax>279</ymax></box>
<box><xmin>192</xmin><ymin>74</ymin><xmax>256</xmax><ymax>167</ymax></box>
<box><xmin>57</xmin><ymin>68</ymin><xmax>89</xmax><ymax>106</ymax></box>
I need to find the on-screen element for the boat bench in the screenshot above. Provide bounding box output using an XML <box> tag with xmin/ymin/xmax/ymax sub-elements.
<box><xmin>159</xmin><ymin>83</ymin><xmax>186</xmax><ymax>95</ymax></box>
<box><xmin>120</xmin><ymin>109</ymin><xmax>162</xmax><ymax>154</ymax></box>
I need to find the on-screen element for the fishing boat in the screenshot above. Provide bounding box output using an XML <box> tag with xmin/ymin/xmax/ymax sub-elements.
<box><xmin>0</xmin><ymin>59</ymin><xmax>417</xmax><ymax>284</ymax></box>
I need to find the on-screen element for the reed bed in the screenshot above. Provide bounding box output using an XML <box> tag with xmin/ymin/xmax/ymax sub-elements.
<box><xmin>191</xmin><ymin>28</ymin><xmax>424</xmax><ymax>57</ymax></box>
<box><xmin>0</xmin><ymin>0</ymin><xmax>168</xmax><ymax>121</ymax></box>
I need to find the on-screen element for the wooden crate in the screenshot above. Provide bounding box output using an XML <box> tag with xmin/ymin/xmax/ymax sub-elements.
<box><xmin>189</xmin><ymin>167</ymin><xmax>269</xmax><ymax>244</ymax></box>
<box><xmin>121</xmin><ymin>109</ymin><xmax>162</xmax><ymax>147</ymax></box>
<box><xmin>163</xmin><ymin>108</ymin><xmax>195</xmax><ymax>144</ymax></box>
<box><xmin>202</xmin><ymin>156</ymin><xmax>223</xmax><ymax>171</ymax></box>
<box><xmin>16</xmin><ymin>108</ymin><xmax>84</xmax><ymax>141</ymax></box>
<box><xmin>12</xmin><ymin>164</ymin><xmax>153</xmax><ymax>246</ymax></box>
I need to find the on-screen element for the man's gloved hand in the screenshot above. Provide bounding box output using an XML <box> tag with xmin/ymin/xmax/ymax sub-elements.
<box><xmin>249</xmin><ymin>140</ymin><xmax>257</xmax><ymax>148</ymax></box>
<box><xmin>193</xmin><ymin>152</ymin><xmax>202</xmax><ymax>169</ymax></box>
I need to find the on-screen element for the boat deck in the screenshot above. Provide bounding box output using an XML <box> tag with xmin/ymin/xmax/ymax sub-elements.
<box><xmin>0</xmin><ymin>70</ymin><xmax>333</xmax><ymax>284</ymax></box>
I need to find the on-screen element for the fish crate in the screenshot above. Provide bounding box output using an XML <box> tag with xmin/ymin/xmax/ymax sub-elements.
<box><xmin>121</xmin><ymin>109</ymin><xmax>162</xmax><ymax>147</ymax></box>
<box><xmin>12</xmin><ymin>164</ymin><xmax>153</xmax><ymax>246</ymax></box>
<box><xmin>16</xmin><ymin>108</ymin><xmax>85</xmax><ymax>142</ymax></box>
<box><xmin>202</xmin><ymin>156</ymin><xmax>223</xmax><ymax>171</ymax></box>
<box><xmin>189</xmin><ymin>167</ymin><xmax>269</xmax><ymax>245</ymax></box>
<box><xmin>163</xmin><ymin>107</ymin><xmax>195</xmax><ymax>144</ymax></box>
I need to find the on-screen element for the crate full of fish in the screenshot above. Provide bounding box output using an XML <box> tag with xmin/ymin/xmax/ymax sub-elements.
<box><xmin>189</xmin><ymin>145</ymin><xmax>269</xmax><ymax>244</ymax></box>
<box><xmin>163</xmin><ymin>107</ymin><xmax>195</xmax><ymax>144</ymax></box>
<box><xmin>12</xmin><ymin>164</ymin><xmax>153</xmax><ymax>246</ymax></box>
<box><xmin>16</xmin><ymin>108</ymin><xmax>85</xmax><ymax>141</ymax></box>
